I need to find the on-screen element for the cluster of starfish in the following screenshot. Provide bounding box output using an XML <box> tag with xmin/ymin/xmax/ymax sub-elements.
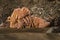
<box><xmin>7</xmin><ymin>7</ymin><xmax>50</xmax><ymax>29</ymax></box>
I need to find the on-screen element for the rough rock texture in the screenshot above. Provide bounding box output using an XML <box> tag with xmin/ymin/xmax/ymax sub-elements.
<box><xmin>0</xmin><ymin>0</ymin><xmax>60</xmax><ymax>32</ymax></box>
<box><xmin>0</xmin><ymin>0</ymin><xmax>60</xmax><ymax>40</ymax></box>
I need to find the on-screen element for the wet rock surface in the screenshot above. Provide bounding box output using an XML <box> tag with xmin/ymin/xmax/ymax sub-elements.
<box><xmin>0</xmin><ymin>33</ymin><xmax>60</xmax><ymax>40</ymax></box>
<box><xmin>0</xmin><ymin>0</ymin><xmax>60</xmax><ymax>40</ymax></box>
<box><xmin>0</xmin><ymin>0</ymin><xmax>60</xmax><ymax>32</ymax></box>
